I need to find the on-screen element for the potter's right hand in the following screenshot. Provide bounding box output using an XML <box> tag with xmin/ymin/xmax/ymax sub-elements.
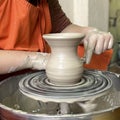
<box><xmin>83</xmin><ymin>29</ymin><xmax>113</xmax><ymax>64</ymax></box>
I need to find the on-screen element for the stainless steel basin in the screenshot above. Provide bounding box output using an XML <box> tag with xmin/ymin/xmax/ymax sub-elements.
<box><xmin>0</xmin><ymin>70</ymin><xmax>120</xmax><ymax>120</ymax></box>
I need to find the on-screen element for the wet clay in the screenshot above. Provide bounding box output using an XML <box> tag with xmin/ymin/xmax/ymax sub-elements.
<box><xmin>43</xmin><ymin>33</ymin><xmax>85</xmax><ymax>85</ymax></box>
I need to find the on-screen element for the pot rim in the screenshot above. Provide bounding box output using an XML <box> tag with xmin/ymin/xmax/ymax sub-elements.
<box><xmin>43</xmin><ymin>33</ymin><xmax>85</xmax><ymax>40</ymax></box>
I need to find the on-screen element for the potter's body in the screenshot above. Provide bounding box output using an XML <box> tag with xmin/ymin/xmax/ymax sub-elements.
<box><xmin>0</xmin><ymin>0</ymin><xmax>113</xmax><ymax>76</ymax></box>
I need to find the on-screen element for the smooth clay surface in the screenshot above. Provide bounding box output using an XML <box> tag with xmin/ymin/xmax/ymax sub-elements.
<box><xmin>43</xmin><ymin>33</ymin><xmax>85</xmax><ymax>86</ymax></box>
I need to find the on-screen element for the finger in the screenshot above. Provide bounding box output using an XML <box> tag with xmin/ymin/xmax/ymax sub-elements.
<box><xmin>103</xmin><ymin>34</ymin><xmax>111</xmax><ymax>51</ymax></box>
<box><xmin>94</xmin><ymin>35</ymin><xmax>104</xmax><ymax>54</ymax></box>
<box><xmin>83</xmin><ymin>38</ymin><xmax>88</xmax><ymax>57</ymax></box>
<box><xmin>84</xmin><ymin>35</ymin><xmax>97</xmax><ymax>64</ymax></box>
<box><xmin>108</xmin><ymin>33</ymin><xmax>114</xmax><ymax>49</ymax></box>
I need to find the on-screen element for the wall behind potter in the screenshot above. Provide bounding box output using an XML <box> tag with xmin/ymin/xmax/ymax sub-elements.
<box><xmin>59</xmin><ymin>0</ymin><xmax>109</xmax><ymax>31</ymax></box>
<box><xmin>109</xmin><ymin>0</ymin><xmax>120</xmax><ymax>63</ymax></box>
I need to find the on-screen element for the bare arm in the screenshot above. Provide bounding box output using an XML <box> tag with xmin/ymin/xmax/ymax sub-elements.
<box><xmin>62</xmin><ymin>24</ymin><xmax>94</xmax><ymax>34</ymax></box>
<box><xmin>0</xmin><ymin>50</ymin><xmax>49</xmax><ymax>74</ymax></box>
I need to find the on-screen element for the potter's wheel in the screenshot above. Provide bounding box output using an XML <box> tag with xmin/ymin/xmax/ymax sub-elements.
<box><xmin>19</xmin><ymin>70</ymin><xmax>112</xmax><ymax>103</ymax></box>
<box><xmin>1</xmin><ymin>70</ymin><xmax>120</xmax><ymax>120</ymax></box>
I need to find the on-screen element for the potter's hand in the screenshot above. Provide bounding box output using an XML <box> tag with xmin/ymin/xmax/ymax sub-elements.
<box><xmin>83</xmin><ymin>29</ymin><xmax>113</xmax><ymax>64</ymax></box>
<box><xmin>27</xmin><ymin>53</ymin><xmax>50</xmax><ymax>70</ymax></box>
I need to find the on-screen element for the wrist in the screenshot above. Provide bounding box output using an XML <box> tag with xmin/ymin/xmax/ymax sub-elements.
<box><xmin>87</xmin><ymin>28</ymin><xmax>99</xmax><ymax>34</ymax></box>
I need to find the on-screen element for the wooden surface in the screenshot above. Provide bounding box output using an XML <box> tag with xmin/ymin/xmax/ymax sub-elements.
<box><xmin>108</xmin><ymin>63</ymin><xmax>120</xmax><ymax>74</ymax></box>
<box><xmin>93</xmin><ymin>108</ymin><xmax>120</xmax><ymax>120</ymax></box>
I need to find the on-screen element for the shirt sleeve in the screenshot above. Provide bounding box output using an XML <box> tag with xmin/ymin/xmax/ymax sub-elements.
<box><xmin>47</xmin><ymin>0</ymin><xmax>71</xmax><ymax>33</ymax></box>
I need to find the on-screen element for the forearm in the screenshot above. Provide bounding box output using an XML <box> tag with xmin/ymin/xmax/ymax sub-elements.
<box><xmin>0</xmin><ymin>50</ymin><xmax>49</xmax><ymax>74</ymax></box>
<box><xmin>62</xmin><ymin>24</ymin><xmax>95</xmax><ymax>35</ymax></box>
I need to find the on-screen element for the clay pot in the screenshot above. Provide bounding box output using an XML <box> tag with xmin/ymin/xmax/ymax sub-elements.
<box><xmin>43</xmin><ymin>33</ymin><xmax>85</xmax><ymax>85</ymax></box>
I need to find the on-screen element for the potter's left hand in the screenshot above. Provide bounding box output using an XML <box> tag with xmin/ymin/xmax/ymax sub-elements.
<box><xmin>83</xmin><ymin>29</ymin><xmax>113</xmax><ymax>64</ymax></box>
<box><xmin>27</xmin><ymin>52</ymin><xmax>50</xmax><ymax>70</ymax></box>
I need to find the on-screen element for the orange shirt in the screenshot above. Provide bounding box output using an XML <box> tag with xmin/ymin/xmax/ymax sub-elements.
<box><xmin>0</xmin><ymin>0</ymin><xmax>51</xmax><ymax>52</ymax></box>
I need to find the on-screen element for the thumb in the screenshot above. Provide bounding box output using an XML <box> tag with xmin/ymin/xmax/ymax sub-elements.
<box><xmin>83</xmin><ymin>38</ymin><xmax>96</xmax><ymax>64</ymax></box>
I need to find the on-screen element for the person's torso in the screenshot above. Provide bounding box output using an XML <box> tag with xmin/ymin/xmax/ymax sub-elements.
<box><xmin>0</xmin><ymin>0</ymin><xmax>51</xmax><ymax>52</ymax></box>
